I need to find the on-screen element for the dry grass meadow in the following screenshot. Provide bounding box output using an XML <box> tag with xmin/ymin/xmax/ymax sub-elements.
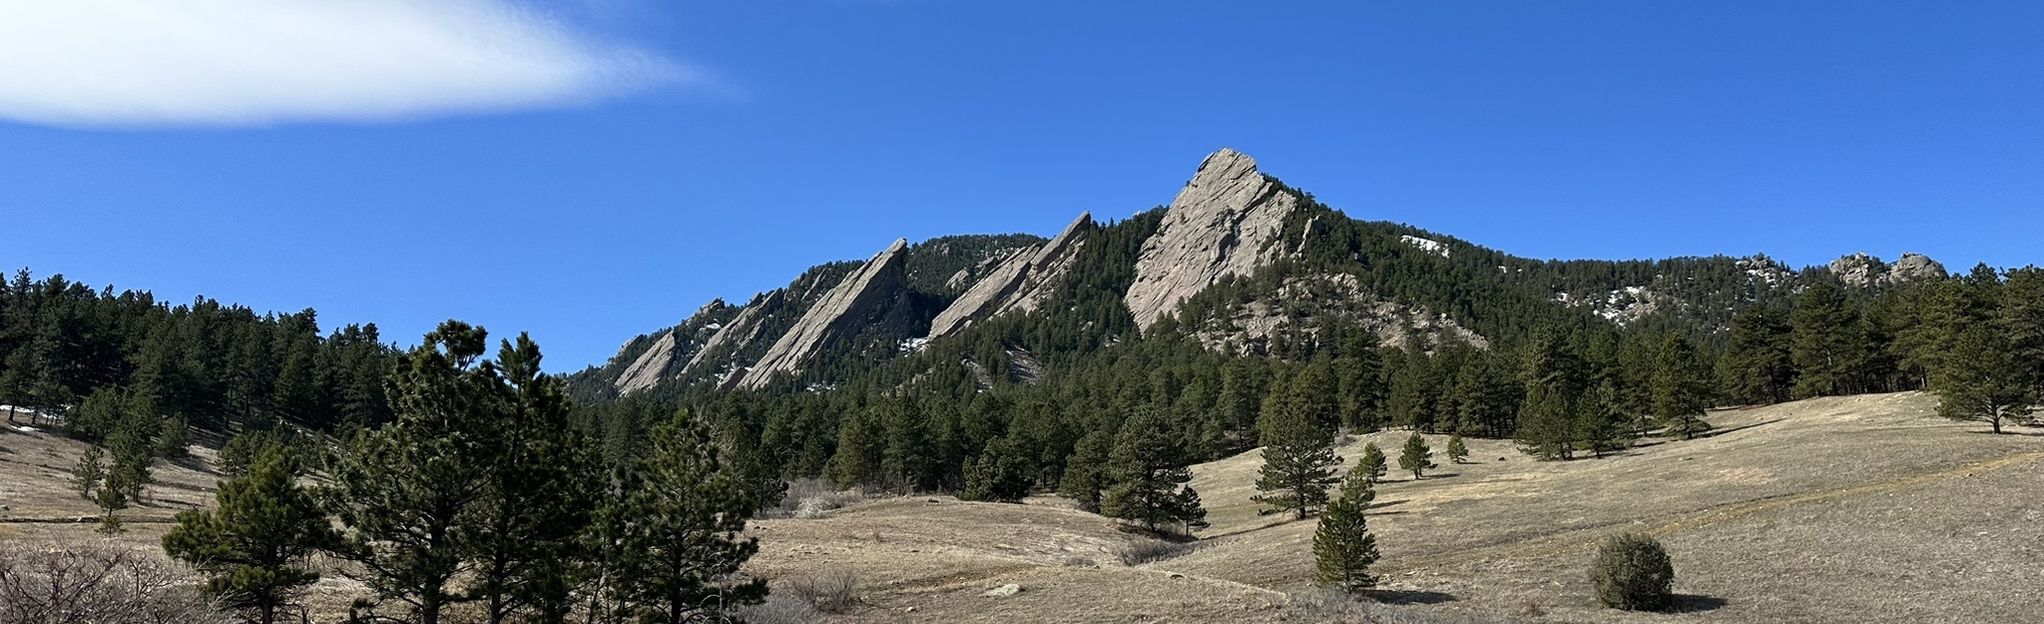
<box><xmin>4</xmin><ymin>391</ymin><xmax>2040</xmax><ymax>623</ymax></box>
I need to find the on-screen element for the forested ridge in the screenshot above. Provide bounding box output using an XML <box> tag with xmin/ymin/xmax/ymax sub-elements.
<box><xmin>4</xmin><ymin>179</ymin><xmax>2042</xmax><ymax>621</ymax></box>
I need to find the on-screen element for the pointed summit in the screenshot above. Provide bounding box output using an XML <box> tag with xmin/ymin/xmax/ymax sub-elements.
<box><xmin>1124</xmin><ymin>148</ymin><xmax>1305</xmax><ymax>331</ymax></box>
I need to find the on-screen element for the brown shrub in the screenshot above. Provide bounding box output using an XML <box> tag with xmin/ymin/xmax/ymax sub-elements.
<box><xmin>0</xmin><ymin>542</ymin><xmax>223</xmax><ymax>624</ymax></box>
<box><xmin>786</xmin><ymin>570</ymin><xmax>861</xmax><ymax>614</ymax></box>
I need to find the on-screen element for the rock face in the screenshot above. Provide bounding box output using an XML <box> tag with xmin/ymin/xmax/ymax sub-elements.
<box><xmin>682</xmin><ymin>292</ymin><xmax>778</xmax><ymax>379</ymax></box>
<box><xmin>1829</xmin><ymin>252</ymin><xmax>1946</xmax><ymax>287</ymax></box>
<box><xmin>1124</xmin><ymin>148</ymin><xmax>1303</xmax><ymax>332</ymax></box>
<box><xmin>926</xmin><ymin>212</ymin><xmax>1092</xmax><ymax>340</ymax></box>
<box><xmin>612</xmin><ymin>330</ymin><xmax>676</xmax><ymax>394</ymax></box>
<box><xmin>611</xmin><ymin>299</ymin><xmax>737</xmax><ymax>395</ymax></box>
<box><xmin>734</xmin><ymin>239</ymin><xmax>910</xmax><ymax>390</ymax></box>
<box><xmin>1192</xmin><ymin>273</ymin><xmax>1488</xmax><ymax>354</ymax></box>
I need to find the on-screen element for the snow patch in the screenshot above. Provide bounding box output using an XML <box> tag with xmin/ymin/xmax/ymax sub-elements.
<box><xmin>1400</xmin><ymin>235</ymin><xmax>1450</xmax><ymax>258</ymax></box>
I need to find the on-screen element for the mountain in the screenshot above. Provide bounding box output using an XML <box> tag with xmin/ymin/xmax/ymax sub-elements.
<box><xmin>567</xmin><ymin>148</ymin><xmax>1947</xmax><ymax>400</ymax></box>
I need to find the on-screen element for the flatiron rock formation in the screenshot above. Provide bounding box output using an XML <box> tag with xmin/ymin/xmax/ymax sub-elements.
<box><xmin>926</xmin><ymin>212</ymin><xmax>1093</xmax><ymax>339</ymax></box>
<box><xmin>734</xmin><ymin>238</ymin><xmax>911</xmax><ymax>390</ymax></box>
<box><xmin>1124</xmin><ymin>148</ymin><xmax>1303</xmax><ymax>331</ymax></box>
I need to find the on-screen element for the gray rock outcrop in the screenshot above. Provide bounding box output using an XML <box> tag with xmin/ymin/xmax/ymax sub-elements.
<box><xmin>1124</xmin><ymin>148</ymin><xmax>1303</xmax><ymax>332</ymax></box>
<box><xmin>612</xmin><ymin>299</ymin><xmax>737</xmax><ymax>395</ymax></box>
<box><xmin>682</xmin><ymin>292</ymin><xmax>778</xmax><ymax>379</ymax></box>
<box><xmin>734</xmin><ymin>239</ymin><xmax>911</xmax><ymax>390</ymax></box>
<box><xmin>1829</xmin><ymin>252</ymin><xmax>1946</xmax><ymax>287</ymax></box>
<box><xmin>926</xmin><ymin>212</ymin><xmax>1092</xmax><ymax>340</ymax></box>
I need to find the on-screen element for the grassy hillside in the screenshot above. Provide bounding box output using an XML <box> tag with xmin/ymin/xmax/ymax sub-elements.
<box><xmin>6</xmin><ymin>392</ymin><xmax>2038</xmax><ymax>623</ymax></box>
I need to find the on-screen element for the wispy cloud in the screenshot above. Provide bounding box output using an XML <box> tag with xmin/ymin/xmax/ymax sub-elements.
<box><xmin>0</xmin><ymin>0</ymin><xmax>691</xmax><ymax>128</ymax></box>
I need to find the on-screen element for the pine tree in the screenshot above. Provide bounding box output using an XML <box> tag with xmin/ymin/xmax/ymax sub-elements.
<box><xmin>1445</xmin><ymin>434</ymin><xmax>1469</xmax><ymax>464</ymax></box>
<box><xmin>1725</xmin><ymin>307</ymin><xmax>1794</xmax><ymax>405</ymax></box>
<box><xmin>1313</xmin><ymin>476</ymin><xmax>1379</xmax><ymax>594</ymax></box>
<box><xmin>1652</xmin><ymin>335</ymin><xmax>1713</xmax><ymax>440</ymax></box>
<box><xmin>1932</xmin><ymin>324</ymin><xmax>2035</xmax><ymax>434</ymax></box>
<box><xmin>604</xmin><ymin>409</ymin><xmax>767</xmax><ymax>623</ymax></box>
<box><xmin>1518</xmin><ymin>331</ymin><xmax>1588</xmax><ymax>459</ymax></box>
<box><xmin>1059</xmin><ymin>429</ymin><xmax>1114</xmax><ymax>512</ymax></box>
<box><xmin>1791</xmin><ymin>279</ymin><xmax>1872</xmax><ymax>398</ymax></box>
<box><xmin>468</xmin><ymin>334</ymin><xmax>595</xmax><ymax>624</ymax></box>
<box><xmin>1398</xmin><ymin>433</ymin><xmax>1435</xmax><ymax>480</ymax></box>
<box><xmin>1101</xmin><ymin>407</ymin><xmax>1205</xmax><ymax>535</ymax></box>
<box><xmin>1356</xmin><ymin>442</ymin><xmax>1388</xmax><ymax>484</ymax></box>
<box><xmin>962</xmin><ymin>437</ymin><xmax>1033</xmax><ymax>503</ymax></box>
<box><xmin>163</xmin><ymin>445</ymin><xmax>339</xmax><ymax>624</ymax></box>
<box><xmin>324</xmin><ymin>322</ymin><xmax>501</xmax><ymax>624</ymax></box>
<box><xmin>1251</xmin><ymin>408</ymin><xmax>1343</xmax><ymax>519</ymax></box>
<box><xmin>880</xmin><ymin>400</ymin><xmax>937</xmax><ymax>492</ymax></box>
<box><xmin>2002</xmin><ymin>268</ymin><xmax>2044</xmax><ymax>397</ymax></box>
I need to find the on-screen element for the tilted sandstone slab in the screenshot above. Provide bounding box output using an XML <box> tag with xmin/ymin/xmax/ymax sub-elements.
<box><xmin>1124</xmin><ymin>148</ymin><xmax>1302</xmax><ymax>332</ymax></box>
<box><xmin>926</xmin><ymin>212</ymin><xmax>1093</xmax><ymax>340</ymax></box>
<box><xmin>612</xmin><ymin>299</ymin><xmax>739</xmax><ymax>395</ymax></box>
<box><xmin>734</xmin><ymin>238</ymin><xmax>910</xmax><ymax>390</ymax></box>
<box><xmin>682</xmin><ymin>291</ymin><xmax>777</xmax><ymax>378</ymax></box>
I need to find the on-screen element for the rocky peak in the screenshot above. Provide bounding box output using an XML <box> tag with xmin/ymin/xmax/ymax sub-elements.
<box><xmin>1124</xmin><ymin>148</ymin><xmax>1304</xmax><ymax>331</ymax></box>
<box><xmin>612</xmin><ymin>298</ymin><xmax>741</xmax><ymax>395</ymax></box>
<box><xmin>926</xmin><ymin>212</ymin><xmax>1093</xmax><ymax>340</ymax></box>
<box><xmin>734</xmin><ymin>238</ymin><xmax>911</xmax><ymax>390</ymax></box>
<box><xmin>1829</xmin><ymin>252</ymin><xmax>1945</xmax><ymax>287</ymax></box>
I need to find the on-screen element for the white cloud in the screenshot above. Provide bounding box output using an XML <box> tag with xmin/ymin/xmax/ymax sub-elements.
<box><xmin>0</xmin><ymin>0</ymin><xmax>688</xmax><ymax>128</ymax></box>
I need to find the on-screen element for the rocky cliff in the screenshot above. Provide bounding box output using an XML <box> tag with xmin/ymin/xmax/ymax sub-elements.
<box><xmin>1829</xmin><ymin>252</ymin><xmax>1947</xmax><ymax>287</ymax></box>
<box><xmin>733</xmin><ymin>238</ymin><xmax>911</xmax><ymax>390</ymax></box>
<box><xmin>1124</xmin><ymin>148</ymin><xmax>1303</xmax><ymax>331</ymax></box>
<box><xmin>611</xmin><ymin>299</ymin><xmax>739</xmax><ymax>395</ymax></box>
<box><xmin>926</xmin><ymin>212</ymin><xmax>1093</xmax><ymax>339</ymax></box>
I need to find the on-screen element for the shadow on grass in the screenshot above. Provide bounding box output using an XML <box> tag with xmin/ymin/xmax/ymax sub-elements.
<box><xmin>1688</xmin><ymin>418</ymin><xmax>1785</xmax><ymax>440</ymax></box>
<box><xmin>168</xmin><ymin>455</ymin><xmax>219</xmax><ymax>476</ymax></box>
<box><xmin>1671</xmin><ymin>593</ymin><xmax>1728</xmax><ymax>613</ymax></box>
<box><xmin>1966</xmin><ymin>428</ymin><xmax>2044</xmax><ymax>437</ymax></box>
<box><xmin>1370</xmin><ymin>589</ymin><xmax>1457</xmax><ymax>605</ymax></box>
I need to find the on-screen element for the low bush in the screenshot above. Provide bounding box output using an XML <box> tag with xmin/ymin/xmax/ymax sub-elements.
<box><xmin>787</xmin><ymin>570</ymin><xmax>861</xmax><ymax>614</ymax></box>
<box><xmin>760</xmin><ymin>479</ymin><xmax>868</xmax><ymax>519</ymax></box>
<box><xmin>1589</xmin><ymin>532</ymin><xmax>1675</xmax><ymax>611</ymax></box>
<box><xmin>0</xmin><ymin>542</ymin><xmax>222</xmax><ymax>624</ymax></box>
<box><xmin>1115</xmin><ymin>539</ymin><xmax>1198</xmax><ymax>565</ymax></box>
<box><xmin>734</xmin><ymin>594</ymin><xmax>822</xmax><ymax>624</ymax></box>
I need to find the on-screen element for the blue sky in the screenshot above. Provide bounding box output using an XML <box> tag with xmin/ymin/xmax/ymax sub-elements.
<box><xmin>3</xmin><ymin>1</ymin><xmax>2041</xmax><ymax>371</ymax></box>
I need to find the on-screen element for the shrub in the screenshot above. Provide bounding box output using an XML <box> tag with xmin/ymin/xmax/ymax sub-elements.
<box><xmin>734</xmin><ymin>593</ymin><xmax>822</xmax><ymax>624</ymax></box>
<box><xmin>1115</xmin><ymin>539</ymin><xmax>1197</xmax><ymax>565</ymax></box>
<box><xmin>760</xmin><ymin>479</ymin><xmax>868</xmax><ymax>519</ymax></box>
<box><xmin>1589</xmin><ymin>533</ymin><xmax>1675</xmax><ymax>611</ymax></box>
<box><xmin>0</xmin><ymin>542</ymin><xmax>221</xmax><ymax>624</ymax></box>
<box><xmin>787</xmin><ymin>570</ymin><xmax>861</xmax><ymax>614</ymax></box>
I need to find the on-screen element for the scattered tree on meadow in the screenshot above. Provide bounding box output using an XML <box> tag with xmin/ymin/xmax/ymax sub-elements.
<box><xmin>1790</xmin><ymin>279</ymin><xmax>1875</xmax><ymax>397</ymax></box>
<box><xmin>1445</xmin><ymin>434</ymin><xmax>1468</xmax><ymax>464</ymax></box>
<box><xmin>1101</xmin><ymin>407</ymin><xmax>1207</xmax><ymax>534</ymax></box>
<box><xmin>1356</xmin><ymin>442</ymin><xmax>1388</xmax><ymax>484</ymax></box>
<box><xmin>1251</xmin><ymin>408</ymin><xmax>1343</xmax><ymax>519</ymax></box>
<box><xmin>163</xmin><ymin>445</ymin><xmax>339</xmax><ymax>624</ymax></box>
<box><xmin>1058</xmin><ymin>429</ymin><xmax>1114</xmax><ymax>512</ymax></box>
<box><xmin>1313</xmin><ymin>475</ymin><xmax>1380</xmax><ymax>594</ymax></box>
<box><xmin>1398</xmin><ymin>433</ymin><xmax>1434</xmax><ymax>480</ymax></box>
<box><xmin>1590</xmin><ymin>533</ymin><xmax>1675</xmax><ymax>612</ymax></box>
<box><xmin>469</xmin><ymin>334</ymin><xmax>596</xmax><ymax>624</ymax></box>
<box><xmin>1932</xmin><ymin>324</ymin><xmax>2036</xmax><ymax>434</ymax></box>
<box><xmin>1724</xmin><ymin>307</ymin><xmax>1795</xmax><ymax>405</ymax></box>
<box><xmin>1652</xmin><ymin>335</ymin><xmax>1713</xmax><ymax>440</ymax></box>
<box><xmin>1517</xmin><ymin>331</ymin><xmax>1590</xmax><ymax>459</ymax></box>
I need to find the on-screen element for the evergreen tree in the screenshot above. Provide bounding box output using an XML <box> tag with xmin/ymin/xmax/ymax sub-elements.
<box><xmin>961</xmin><ymin>437</ymin><xmax>1033</xmax><ymax>503</ymax></box>
<box><xmin>1445</xmin><ymin>434</ymin><xmax>1469</xmax><ymax>464</ymax></box>
<box><xmin>1100</xmin><ymin>407</ymin><xmax>1205</xmax><ymax>534</ymax></box>
<box><xmin>1517</xmin><ymin>331</ymin><xmax>1588</xmax><ymax>459</ymax></box>
<box><xmin>324</xmin><ymin>322</ymin><xmax>501</xmax><ymax>624</ymax></box>
<box><xmin>1058</xmin><ymin>429</ymin><xmax>1114</xmax><ymax>512</ymax></box>
<box><xmin>1313</xmin><ymin>476</ymin><xmax>1379</xmax><ymax>594</ymax></box>
<box><xmin>1251</xmin><ymin>408</ymin><xmax>1343</xmax><ymax>519</ymax></box>
<box><xmin>1652</xmin><ymin>335</ymin><xmax>1713</xmax><ymax>440</ymax></box>
<box><xmin>163</xmin><ymin>446</ymin><xmax>339</xmax><ymax>624</ymax></box>
<box><xmin>1356</xmin><ymin>442</ymin><xmax>1388</xmax><ymax>484</ymax></box>
<box><xmin>468</xmin><ymin>334</ymin><xmax>595</xmax><ymax>624</ymax></box>
<box><xmin>2002</xmin><ymin>267</ymin><xmax>2044</xmax><ymax>397</ymax></box>
<box><xmin>603</xmin><ymin>409</ymin><xmax>767</xmax><ymax>623</ymax></box>
<box><xmin>1932</xmin><ymin>324</ymin><xmax>2035</xmax><ymax>434</ymax></box>
<box><xmin>1791</xmin><ymin>279</ymin><xmax>1873</xmax><ymax>397</ymax></box>
<box><xmin>1724</xmin><ymin>307</ymin><xmax>1794</xmax><ymax>404</ymax></box>
<box><xmin>880</xmin><ymin>400</ymin><xmax>937</xmax><ymax>492</ymax></box>
<box><xmin>1398</xmin><ymin>433</ymin><xmax>1434</xmax><ymax>480</ymax></box>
